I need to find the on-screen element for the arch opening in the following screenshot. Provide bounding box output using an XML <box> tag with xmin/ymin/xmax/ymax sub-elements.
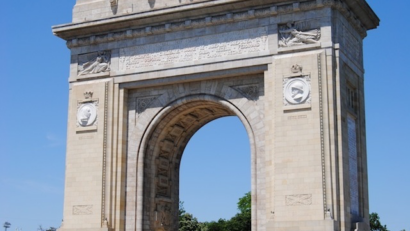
<box><xmin>139</xmin><ymin>97</ymin><xmax>256</xmax><ymax>231</ymax></box>
<box><xmin>179</xmin><ymin>116</ymin><xmax>251</xmax><ymax>223</ymax></box>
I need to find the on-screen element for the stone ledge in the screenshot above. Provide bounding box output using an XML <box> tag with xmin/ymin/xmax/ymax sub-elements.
<box><xmin>77</xmin><ymin>72</ymin><xmax>111</xmax><ymax>80</ymax></box>
<box><xmin>279</xmin><ymin>43</ymin><xmax>322</xmax><ymax>54</ymax></box>
<box><xmin>114</xmin><ymin>55</ymin><xmax>272</xmax><ymax>85</ymax></box>
<box><xmin>283</xmin><ymin>104</ymin><xmax>312</xmax><ymax>112</ymax></box>
<box><xmin>76</xmin><ymin>126</ymin><xmax>98</xmax><ymax>132</ymax></box>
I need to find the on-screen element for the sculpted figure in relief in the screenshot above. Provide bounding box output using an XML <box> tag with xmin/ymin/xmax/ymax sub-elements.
<box><xmin>79</xmin><ymin>55</ymin><xmax>110</xmax><ymax>76</ymax></box>
<box><xmin>77</xmin><ymin>103</ymin><xmax>97</xmax><ymax>127</ymax></box>
<box><xmin>279</xmin><ymin>23</ymin><xmax>321</xmax><ymax>47</ymax></box>
<box><xmin>284</xmin><ymin>77</ymin><xmax>310</xmax><ymax>105</ymax></box>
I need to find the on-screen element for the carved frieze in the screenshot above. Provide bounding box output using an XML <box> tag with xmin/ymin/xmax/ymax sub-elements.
<box><xmin>285</xmin><ymin>194</ymin><xmax>312</xmax><ymax>206</ymax></box>
<box><xmin>283</xmin><ymin>76</ymin><xmax>311</xmax><ymax>106</ymax></box>
<box><xmin>119</xmin><ymin>27</ymin><xmax>268</xmax><ymax>70</ymax></box>
<box><xmin>279</xmin><ymin>22</ymin><xmax>321</xmax><ymax>47</ymax></box>
<box><xmin>78</xmin><ymin>51</ymin><xmax>111</xmax><ymax>76</ymax></box>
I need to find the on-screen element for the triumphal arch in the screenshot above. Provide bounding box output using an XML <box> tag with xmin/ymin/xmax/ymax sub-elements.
<box><xmin>53</xmin><ymin>0</ymin><xmax>379</xmax><ymax>230</ymax></box>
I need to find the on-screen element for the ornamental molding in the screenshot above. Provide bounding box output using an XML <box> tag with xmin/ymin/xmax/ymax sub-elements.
<box><xmin>66</xmin><ymin>0</ymin><xmax>367</xmax><ymax>48</ymax></box>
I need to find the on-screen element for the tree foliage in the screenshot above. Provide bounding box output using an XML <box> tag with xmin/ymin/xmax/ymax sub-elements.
<box><xmin>179</xmin><ymin>192</ymin><xmax>251</xmax><ymax>231</ymax></box>
<box><xmin>369</xmin><ymin>213</ymin><xmax>389</xmax><ymax>231</ymax></box>
<box><xmin>179</xmin><ymin>213</ymin><xmax>202</xmax><ymax>231</ymax></box>
<box><xmin>237</xmin><ymin>192</ymin><xmax>251</xmax><ymax>215</ymax></box>
<box><xmin>179</xmin><ymin>201</ymin><xmax>205</xmax><ymax>231</ymax></box>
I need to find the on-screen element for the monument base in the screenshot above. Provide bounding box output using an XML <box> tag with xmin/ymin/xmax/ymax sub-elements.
<box><xmin>267</xmin><ymin>220</ymin><xmax>337</xmax><ymax>231</ymax></box>
<box><xmin>58</xmin><ymin>228</ymin><xmax>112</xmax><ymax>231</ymax></box>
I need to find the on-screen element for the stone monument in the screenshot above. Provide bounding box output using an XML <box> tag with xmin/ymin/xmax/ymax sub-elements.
<box><xmin>52</xmin><ymin>0</ymin><xmax>379</xmax><ymax>230</ymax></box>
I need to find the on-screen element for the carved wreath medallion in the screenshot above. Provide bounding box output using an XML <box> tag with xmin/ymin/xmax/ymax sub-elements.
<box><xmin>283</xmin><ymin>77</ymin><xmax>311</xmax><ymax>105</ymax></box>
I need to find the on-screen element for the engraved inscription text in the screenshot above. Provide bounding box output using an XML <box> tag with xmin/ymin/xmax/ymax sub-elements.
<box><xmin>119</xmin><ymin>27</ymin><xmax>268</xmax><ymax>70</ymax></box>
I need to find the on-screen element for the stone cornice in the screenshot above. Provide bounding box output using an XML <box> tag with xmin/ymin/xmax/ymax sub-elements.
<box><xmin>52</xmin><ymin>0</ymin><xmax>379</xmax><ymax>48</ymax></box>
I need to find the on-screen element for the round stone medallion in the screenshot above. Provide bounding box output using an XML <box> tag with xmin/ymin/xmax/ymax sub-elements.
<box><xmin>284</xmin><ymin>78</ymin><xmax>310</xmax><ymax>105</ymax></box>
<box><xmin>77</xmin><ymin>103</ymin><xmax>97</xmax><ymax>127</ymax></box>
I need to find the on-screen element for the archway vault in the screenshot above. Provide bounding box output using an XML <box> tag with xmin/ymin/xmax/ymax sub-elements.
<box><xmin>126</xmin><ymin>75</ymin><xmax>266</xmax><ymax>231</ymax></box>
<box><xmin>144</xmin><ymin>98</ymin><xmax>245</xmax><ymax>231</ymax></box>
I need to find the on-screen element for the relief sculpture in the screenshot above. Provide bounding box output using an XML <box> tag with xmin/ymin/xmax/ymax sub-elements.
<box><xmin>285</xmin><ymin>194</ymin><xmax>312</xmax><ymax>206</ymax></box>
<box><xmin>78</xmin><ymin>51</ymin><xmax>110</xmax><ymax>76</ymax></box>
<box><xmin>73</xmin><ymin>205</ymin><xmax>93</xmax><ymax>215</ymax></box>
<box><xmin>279</xmin><ymin>22</ymin><xmax>321</xmax><ymax>47</ymax></box>
<box><xmin>283</xmin><ymin>76</ymin><xmax>311</xmax><ymax>105</ymax></box>
<box><xmin>77</xmin><ymin>92</ymin><xmax>98</xmax><ymax>127</ymax></box>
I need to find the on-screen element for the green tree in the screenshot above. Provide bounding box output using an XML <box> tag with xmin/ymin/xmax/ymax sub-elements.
<box><xmin>179</xmin><ymin>192</ymin><xmax>252</xmax><ymax>231</ymax></box>
<box><xmin>179</xmin><ymin>201</ymin><xmax>186</xmax><ymax>217</ymax></box>
<box><xmin>204</xmin><ymin>219</ymin><xmax>228</xmax><ymax>231</ymax></box>
<box><xmin>369</xmin><ymin>213</ymin><xmax>389</xmax><ymax>231</ymax></box>
<box><xmin>179</xmin><ymin>213</ymin><xmax>202</xmax><ymax>231</ymax></box>
<box><xmin>179</xmin><ymin>201</ymin><xmax>204</xmax><ymax>231</ymax></box>
<box><xmin>237</xmin><ymin>192</ymin><xmax>251</xmax><ymax>215</ymax></box>
<box><xmin>206</xmin><ymin>192</ymin><xmax>251</xmax><ymax>231</ymax></box>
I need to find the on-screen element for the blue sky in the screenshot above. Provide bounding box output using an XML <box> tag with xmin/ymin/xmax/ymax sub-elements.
<box><xmin>0</xmin><ymin>0</ymin><xmax>409</xmax><ymax>231</ymax></box>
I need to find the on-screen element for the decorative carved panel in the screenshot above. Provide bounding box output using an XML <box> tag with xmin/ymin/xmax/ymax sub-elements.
<box><xmin>73</xmin><ymin>205</ymin><xmax>93</xmax><ymax>215</ymax></box>
<box><xmin>77</xmin><ymin>94</ymin><xmax>99</xmax><ymax>129</ymax></box>
<box><xmin>283</xmin><ymin>76</ymin><xmax>311</xmax><ymax>106</ymax></box>
<box><xmin>279</xmin><ymin>22</ymin><xmax>320</xmax><ymax>47</ymax></box>
<box><xmin>78</xmin><ymin>51</ymin><xmax>111</xmax><ymax>76</ymax></box>
<box><xmin>285</xmin><ymin>194</ymin><xmax>312</xmax><ymax>206</ymax></box>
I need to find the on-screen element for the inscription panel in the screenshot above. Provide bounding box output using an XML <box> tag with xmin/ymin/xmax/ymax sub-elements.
<box><xmin>119</xmin><ymin>27</ymin><xmax>268</xmax><ymax>71</ymax></box>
